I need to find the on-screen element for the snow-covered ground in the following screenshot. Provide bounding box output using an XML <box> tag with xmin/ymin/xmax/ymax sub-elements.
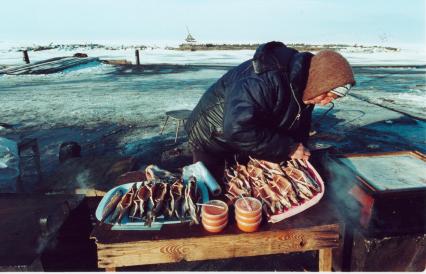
<box><xmin>0</xmin><ymin>64</ymin><xmax>223</xmax><ymax>130</ymax></box>
<box><xmin>1</xmin><ymin>48</ymin><xmax>424</xmax><ymax>133</ymax></box>
<box><xmin>0</xmin><ymin>42</ymin><xmax>425</xmax><ymax>192</ymax></box>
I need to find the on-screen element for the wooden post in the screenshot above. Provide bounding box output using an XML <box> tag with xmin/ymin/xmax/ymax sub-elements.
<box><xmin>23</xmin><ymin>50</ymin><xmax>30</xmax><ymax>64</ymax></box>
<box><xmin>135</xmin><ymin>49</ymin><xmax>140</xmax><ymax>66</ymax></box>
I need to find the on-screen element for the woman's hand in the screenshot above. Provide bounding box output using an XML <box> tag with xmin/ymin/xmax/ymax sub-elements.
<box><xmin>289</xmin><ymin>143</ymin><xmax>311</xmax><ymax>161</ymax></box>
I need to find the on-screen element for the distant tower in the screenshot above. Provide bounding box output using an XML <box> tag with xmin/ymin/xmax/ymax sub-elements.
<box><xmin>185</xmin><ymin>26</ymin><xmax>197</xmax><ymax>44</ymax></box>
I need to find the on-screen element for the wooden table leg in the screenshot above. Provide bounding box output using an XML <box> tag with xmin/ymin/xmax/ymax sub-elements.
<box><xmin>319</xmin><ymin>248</ymin><xmax>333</xmax><ymax>272</ymax></box>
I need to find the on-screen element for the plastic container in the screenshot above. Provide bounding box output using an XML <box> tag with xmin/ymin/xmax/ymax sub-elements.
<box><xmin>201</xmin><ymin>200</ymin><xmax>229</xmax><ymax>233</ymax></box>
<box><xmin>202</xmin><ymin>220</ymin><xmax>228</xmax><ymax>233</ymax></box>
<box><xmin>235</xmin><ymin>211</ymin><xmax>262</xmax><ymax>224</ymax></box>
<box><xmin>236</xmin><ymin>218</ymin><xmax>262</xmax><ymax>233</ymax></box>
<box><xmin>201</xmin><ymin>200</ymin><xmax>228</xmax><ymax>220</ymax></box>
<box><xmin>202</xmin><ymin>214</ymin><xmax>228</xmax><ymax>227</ymax></box>
<box><xmin>235</xmin><ymin>197</ymin><xmax>262</xmax><ymax>218</ymax></box>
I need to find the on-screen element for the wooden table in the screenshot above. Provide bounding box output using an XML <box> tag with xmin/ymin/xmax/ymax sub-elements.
<box><xmin>91</xmin><ymin>194</ymin><xmax>342</xmax><ymax>272</ymax></box>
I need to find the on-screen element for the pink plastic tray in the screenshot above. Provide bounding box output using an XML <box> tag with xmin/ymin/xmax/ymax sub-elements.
<box><xmin>269</xmin><ymin>160</ymin><xmax>325</xmax><ymax>223</ymax></box>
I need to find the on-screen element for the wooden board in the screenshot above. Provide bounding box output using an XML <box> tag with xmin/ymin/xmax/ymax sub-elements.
<box><xmin>0</xmin><ymin>194</ymin><xmax>84</xmax><ymax>270</ymax></box>
<box><xmin>91</xmin><ymin>193</ymin><xmax>343</xmax><ymax>269</ymax></box>
<box><xmin>96</xmin><ymin>225</ymin><xmax>339</xmax><ymax>268</ymax></box>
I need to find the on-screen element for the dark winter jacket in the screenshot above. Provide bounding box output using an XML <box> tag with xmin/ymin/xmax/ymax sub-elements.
<box><xmin>184</xmin><ymin>41</ymin><xmax>314</xmax><ymax>162</ymax></box>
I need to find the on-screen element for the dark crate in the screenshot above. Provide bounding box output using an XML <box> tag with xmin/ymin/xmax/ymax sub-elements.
<box><xmin>324</xmin><ymin>151</ymin><xmax>426</xmax><ymax>236</ymax></box>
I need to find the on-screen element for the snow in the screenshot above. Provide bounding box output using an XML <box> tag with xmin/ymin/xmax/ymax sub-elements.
<box><xmin>3</xmin><ymin>63</ymin><xmax>423</xmax><ymax>133</ymax></box>
<box><xmin>0</xmin><ymin>64</ymin><xmax>227</xmax><ymax>132</ymax></box>
<box><xmin>1</xmin><ymin>44</ymin><xmax>424</xmax><ymax>128</ymax></box>
<box><xmin>1</xmin><ymin>42</ymin><xmax>425</xmax><ymax>66</ymax></box>
<box><xmin>0</xmin><ymin>46</ymin><xmax>254</xmax><ymax>66</ymax></box>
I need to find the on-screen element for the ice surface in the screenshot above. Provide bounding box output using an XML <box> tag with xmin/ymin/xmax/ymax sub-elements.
<box><xmin>352</xmin><ymin>66</ymin><xmax>426</xmax><ymax>119</ymax></box>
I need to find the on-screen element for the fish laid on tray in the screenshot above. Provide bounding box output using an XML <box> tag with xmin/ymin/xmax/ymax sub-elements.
<box><xmin>224</xmin><ymin>157</ymin><xmax>322</xmax><ymax>219</ymax></box>
<box><xmin>100</xmin><ymin>165</ymin><xmax>201</xmax><ymax>226</ymax></box>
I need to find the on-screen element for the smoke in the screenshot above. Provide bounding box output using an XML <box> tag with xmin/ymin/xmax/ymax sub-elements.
<box><xmin>322</xmin><ymin>155</ymin><xmax>362</xmax><ymax>221</ymax></box>
<box><xmin>35</xmin><ymin>201</ymin><xmax>71</xmax><ymax>254</ymax></box>
<box><xmin>75</xmin><ymin>168</ymin><xmax>92</xmax><ymax>190</ymax></box>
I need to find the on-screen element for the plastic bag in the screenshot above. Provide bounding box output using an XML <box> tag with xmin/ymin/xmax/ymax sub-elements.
<box><xmin>182</xmin><ymin>161</ymin><xmax>222</xmax><ymax>197</ymax></box>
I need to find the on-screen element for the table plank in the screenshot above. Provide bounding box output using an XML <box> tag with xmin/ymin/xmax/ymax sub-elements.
<box><xmin>96</xmin><ymin>224</ymin><xmax>339</xmax><ymax>268</ymax></box>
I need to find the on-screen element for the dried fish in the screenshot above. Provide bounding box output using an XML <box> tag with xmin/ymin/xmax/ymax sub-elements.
<box><xmin>151</xmin><ymin>182</ymin><xmax>168</xmax><ymax>222</ymax></box>
<box><xmin>135</xmin><ymin>184</ymin><xmax>151</xmax><ymax>220</ymax></box>
<box><xmin>171</xmin><ymin>179</ymin><xmax>184</xmax><ymax>219</ymax></box>
<box><xmin>111</xmin><ymin>182</ymin><xmax>138</xmax><ymax>224</ymax></box>
<box><xmin>186</xmin><ymin>176</ymin><xmax>200</xmax><ymax>225</ymax></box>
<box><xmin>225</xmin><ymin>157</ymin><xmax>322</xmax><ymax>216</ymax></box>
<box><xmin>145</xmin><ymin>165</ymin><xmax>177</xmax><ymax>181</ymax></box>
<box><xmin>101</xmin><ymin>189</ymin><xmax>123</xmax><ymax>223</ymax></box>
<box><xmin>99</xmin><ymin>165</ymin><xmax>203</xmax><ymax>227</ymax></box>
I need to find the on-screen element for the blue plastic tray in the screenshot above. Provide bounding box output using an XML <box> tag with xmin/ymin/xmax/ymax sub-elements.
<box><xmin>95</xmin><ymin>180</ymin><xmax>209</xmax><ymax>230</ymax></box>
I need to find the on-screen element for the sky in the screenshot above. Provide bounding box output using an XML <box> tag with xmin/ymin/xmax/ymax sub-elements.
<box><xmin>1</xmin><ymin>0</ymin><xmax>425</xmax><ymax>47</ymax></box>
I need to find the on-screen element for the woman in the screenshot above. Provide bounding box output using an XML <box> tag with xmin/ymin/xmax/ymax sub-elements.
<box><xmin>185</xmin><ymin>41</ymin><xmax>355</xmax><ymax>184</ymax></box>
